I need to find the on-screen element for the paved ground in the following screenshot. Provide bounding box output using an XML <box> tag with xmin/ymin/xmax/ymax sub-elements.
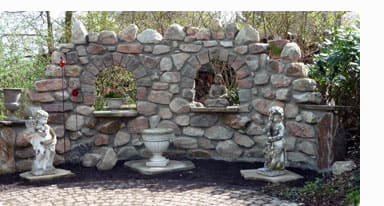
<box><xmin>0</xmin><ymin>160</ymin><xmax>309</xmax><ymax>206</ymax></box>
<box><xmin>0</xmin><ymin>179</ymin><xmax>298</xmax><ymax>206</ymax></box>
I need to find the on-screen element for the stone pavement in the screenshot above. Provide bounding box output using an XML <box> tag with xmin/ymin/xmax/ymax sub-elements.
<box><xmin>0</xmin><ymin>179</ymin><xmax>299</xmax><ymax>206</ymax></box>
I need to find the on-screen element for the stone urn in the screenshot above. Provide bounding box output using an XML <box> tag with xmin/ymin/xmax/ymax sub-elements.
<box><xmin>142</xmin><ymin>128</ymin><xmax>175</xmax><ymax>167</ymax></box>
<box><xmin>1</xmin><ymin>88</ymin><xmax>22</xmax><ymax>120</ymax></box>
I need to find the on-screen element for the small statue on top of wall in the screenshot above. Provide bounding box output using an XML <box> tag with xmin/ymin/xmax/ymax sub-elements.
<box><xmin>25</xmin><ymin>109</ymin><xmax>57</xmax><ymax>176</ymax></box>
<box><xmin>256</xmin><ymin>106</ymin><xmax>287</xmax><ymax>176</ymax></box>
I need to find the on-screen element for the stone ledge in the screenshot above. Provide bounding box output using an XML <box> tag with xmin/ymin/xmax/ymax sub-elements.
<box><xmin>93</xmin><ymin>110</ymin><xmax>138</xmax><ymax>118</ymax></box>
<box><xmin>298</xmin><ymin>104</ymin><xmax>352</xmax><ymax>111</ymax></box>
<box><xmin>190</xmin><ymin>105</ymin><xmax>239</xmax><ymax>113</ymax></box>
<box><xmin>0</xmin><ymin>119</ymin><xmax>27</xmax><ymax>126</ymax></box>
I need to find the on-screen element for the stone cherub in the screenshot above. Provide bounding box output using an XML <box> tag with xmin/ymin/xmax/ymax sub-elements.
<box><xmin>203</xmin><ymin>74</ymin><xmax>230</xmax><ymax>107</ymax></box>
<box><xmin>25</xmin><ymin>109</ymin><xmax>57</xmax><ymax>176</ymax></box>
<box><xmin>257</xmin><ymin>106</ymin><xmax>287</xmax><ymax>176</ymax></box>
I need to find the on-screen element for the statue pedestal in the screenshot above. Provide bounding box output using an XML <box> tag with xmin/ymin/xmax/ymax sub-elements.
<box><xmin>19</xmin><ymin>169</ymin><xmax>74</xmax><ymax>182</ymax></box>
<box><xmin>124</xmin><ymin>160</ymin><xmax>195</xmax><ymax>175</ymax></box>
<box><xmin>240</xmin><ymin>169</ymin><xmax>303</xmax><ymax>183</ymax></box>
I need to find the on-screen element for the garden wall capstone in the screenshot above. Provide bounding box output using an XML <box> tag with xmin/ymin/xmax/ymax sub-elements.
<box><xmin>0</xmin><ymin>19</ymin><xmax>339</xmax><ymax>175</ymax></box>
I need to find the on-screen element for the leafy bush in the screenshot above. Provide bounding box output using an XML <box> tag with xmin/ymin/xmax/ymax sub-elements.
<box><xmin>345</xmin><ymin>186</ymin><xmax>360</xmax><ymax>206</ymax></box>
<box><xmin>95</xmin><ymin>66</ymin><xmax>136</xmax><ymax>110</ymax></box>
<box><xmin>0</xmin><ymin>53</ymin><xmax>47</xmax><ymax>119</ymax></box>
<box><xmin>309</xmin><ymin>25</ymin><xmax>360</xmax><ymax>128</ymax></box>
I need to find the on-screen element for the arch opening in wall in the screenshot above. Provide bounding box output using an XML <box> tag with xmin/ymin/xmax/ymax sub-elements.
<box><xmin>194</xmin><ymin>59</ymin><xmax>239</xmax><ymax>107</ymax></box>
<box><xmin>95</xmin><ymin>65</ymin><xmax>136</xmax><ymax>110</ymax></box>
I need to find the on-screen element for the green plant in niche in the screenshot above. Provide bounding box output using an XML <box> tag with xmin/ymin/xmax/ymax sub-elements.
<box><xmin>95</xmin><ymin>66</ymin><xmax>137</xmax><ymax>110</ymax></box>
<box><xmin>103</xmin><ymin>88</ymin><xmax>126</xmax><ymax>98</ymax></box>
<box><xmin>269</xmin><ymin>41</ymin><xmax>284</xmax><ymax>57</ymax></box>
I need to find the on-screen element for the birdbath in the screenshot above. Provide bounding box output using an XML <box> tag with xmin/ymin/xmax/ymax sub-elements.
<box><xmin>142</xmin><ymin>128</ymin><xmax>174</xmax><ymax>167</ymax></box>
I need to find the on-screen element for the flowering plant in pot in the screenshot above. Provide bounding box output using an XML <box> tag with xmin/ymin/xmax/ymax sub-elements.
<box><xmin>103</xmin><ymin>86</ymin><xmax>126</xmax><ymax>109</ymax></box>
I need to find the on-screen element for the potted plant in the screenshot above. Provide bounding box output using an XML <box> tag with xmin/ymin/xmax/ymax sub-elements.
<box><xmin>103</xmin><ymin>86</ymin><xmax>126</xmax><ymax>109</ymax></box>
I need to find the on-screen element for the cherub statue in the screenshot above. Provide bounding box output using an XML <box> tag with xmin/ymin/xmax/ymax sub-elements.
<box><xmin>204</xmin><ymin>74</ymin><xmax>230</xmax><ymax>107</ymax></box>
<box><xmin>257</xmin><ymin>106</ymin><xmax>287</xmax><ymax>176</ymax></box>
<box><xmin>25</xmin><ymin>109</ymin><xmax>57</xmax><ymax>176</ymax></box>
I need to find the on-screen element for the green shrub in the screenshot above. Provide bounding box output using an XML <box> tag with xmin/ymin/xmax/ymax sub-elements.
<box><xmin>345</xmin><ymin>187</ymin><xmax>360</xmax><ymax>206</ymax></box>
<box><xmin>309</xmin><ymin>25</ymin><xmax>360</xmax><ymax>128</ymax></box>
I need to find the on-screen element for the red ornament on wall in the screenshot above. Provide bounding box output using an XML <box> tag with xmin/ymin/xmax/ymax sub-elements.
<box><xmin>72</xmin><ymin>88</ymin><xmax>79</xmax><ymax>97</ymax></box>
<box><xmin>59</xmin><ymin>59</ymin><xmax>65</xmax><ymax>68</ymax></box>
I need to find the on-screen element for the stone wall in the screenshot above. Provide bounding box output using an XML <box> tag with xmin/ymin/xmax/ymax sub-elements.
<box><xmin>0</xmin><ymin>19</ymin><xmax>339</xmax><ymax>175</ymax></box>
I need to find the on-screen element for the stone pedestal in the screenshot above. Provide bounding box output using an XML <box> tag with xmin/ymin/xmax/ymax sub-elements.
<box><xmin>19</xmin><ymin>168</ymin><xmax>74</xmax><ymax>182</ymax></box>
<box><xmin>240</xmin><ymin>169</ymin><xmax>303</xmax><ymax>183</ymax></box>
<box><xmin>124</xmin><ymin>160</ymin><xmax>195</xmax><ymax>175</ymax></box>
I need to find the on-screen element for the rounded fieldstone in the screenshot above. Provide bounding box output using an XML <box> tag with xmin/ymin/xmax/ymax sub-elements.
<box><xmin>205</xmin><ymin>126</ymin><xmax>234</xmax><ymax>140</ymax></box>
<box><xmin>281</xmin><ymin>42</ymin><xmax>301</xmax><ymax>63</ymax></box>
<box><xmin>137</xmin><ymin>29</ymin><xmax>162</xmax><ymax>43</ymax></box>
<box><xmin>183</xmin><ymin>127</ymin><xmax>204</xmax><ymax>137</ymax></box>
<box><xmin>173</xmin><ymin>137</ymin><xmax>198</xmax><ymax>149</ymax></box>
<box><xmin>117</xmin><ymin>146</ymin><xmax>139</xmax><ymax>160</ymax></box>
<box><xmin>234</xmin><ymin>133</ymin><xmax>255</xmax><ymax>148</ymax></box>
<box><xmin>172</xmin><ymin>53</ymin><xmax>190</xmax><ymax>70</ymax></box>
<box><xmin>82</xmin><ymin>153</ymin><xmax>102</xmax><ymax>167</ymax></box>
<box><xmin>65</xmin><ymin>115</ymin><xmax>85</xmax><ymax>131</ymax></box>
<box><xmin>164</xmin><ymin>24</ymin><xmax>186</xmax><ymax>40</ymax></box>
<box><xmin>119</xmin><ymin>24</ymin><xmax>138</xmax><ymax>42</ymax></box>
<box><xmin>293</xmin><ymin>92</ymin><xmax>322</xmax><ymax>104</ymax></box>
<box><xmin>160</xmin><ymin>72</ymin><xmax>181</xmax><ymax>83</ymax></box>
<box><xmin>75</xmin><ymin>105</ymin><xmax>94</xmax><ymax>116</ymax></box>
<box><xmin>235</xmin><ymin>24</ymin><xmax>260</xmax><ymax>45</ymax></box>
<box><xmin>71</xmin><ymin>17</ymin><xmax>88</xmax><ymax>44</ymax></box>
<box><xmin>292</xmin><ymin>78</ymin><xmax>318</xmax><ymax>92</ymax></box>
<box><xmin>297</xmin><ymin>140</ymin><xmax>317</xmax><ymax>155</ymax></box>
<box><xmin>96</xmin><ymin>148</ymin><xmax>117</xmax><ymax>171</ymax></box>
<box><xmin>160</xmin><ymin>57</ymin><xmax>173</xmax><ymax>71</ymax></box>
<box><xmin>137</xmin><ymin>101</ymin><xmax>158</xmax><ymax>116</ymax></box>
<box><xmin>170</xmin><ymin>97</ymin><xmax>190</xmax><ymax>114</ymax></box>
<box><xmin>216</xmin><ymin>140</ymin><xmax>243</xmax><ymax>160</ymax></box>
<box><xmin>113</xmin><ymin>128</ymin><xmax>131</xmax><ymax>147</ymax></box>
<box><xmin>174</xmin><ymin>115</ymin><xmax>190</xmax><ymax>126</ymax></box>
<box><xmin>98</xmin><ymin>121</ymin><xmax>121</xmax><ymax>134</ymax></box>
<box><xmin>190</xmin><ymin>114</ymin><xmax>218</xmax><ymax>127</ymax></box>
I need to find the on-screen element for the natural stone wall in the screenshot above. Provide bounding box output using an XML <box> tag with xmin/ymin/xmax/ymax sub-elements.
<box><xmin>0</xmin><ymin>19</ymin><xmax>340</xmax><ymax>175</ymax></box>
<box><xmin>0</xmin><ymin>122</ymin><xmax>66</xmax><ymax>175</ymax></box>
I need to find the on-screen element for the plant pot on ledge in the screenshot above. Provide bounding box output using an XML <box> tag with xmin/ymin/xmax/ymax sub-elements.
<box><xmin>105</xmin><ymin>98</ymin><xmax>126</xmax><ymax>109</ymax></box>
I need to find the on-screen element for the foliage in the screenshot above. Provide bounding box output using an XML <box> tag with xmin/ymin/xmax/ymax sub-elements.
<box><xmin>78</xmin><ymin>11</ymin><xmax>221</xmax><ymax>35</ymax></box>
<box><xmin>309</xmin><ymin>25</ymin><xmax>360</xmax><ymax>128</ymax></box>
<box><xmin>345</xmin><ymin>186</ymin><xmax>360</xmax><ymax>206</ymax></box>
<box><xmin>95</xmin><ymin>66</ymin><xmax>136</xmax><ymax>110</ymax></box>
<box><xmin>239</xmin><ymin>11</ymin><xmax>347</xmax><ymax>61</ymax></box>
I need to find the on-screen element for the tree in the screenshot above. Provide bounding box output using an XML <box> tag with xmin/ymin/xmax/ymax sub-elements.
<box><xmin>64</xmin><ymin>11</ymin><xmax>73</xmax><ymax>43</ymax></box>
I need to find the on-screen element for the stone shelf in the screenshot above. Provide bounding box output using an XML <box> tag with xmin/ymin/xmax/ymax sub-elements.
<box><xmin>93</xmin><ymin>110</ymin><xmax>138</xmax><ymax>118</ymax></box>
<box><xmin>298</xmin><ymin>104</ymin><xmax>352</xmax><ymax>111</ymax></box>
<box><xmin>190</xmin><ymin>105</ymin><xmax>239</xmax><ymax>113</ymax></box>
<box><xmin>0</xmin><ymin>119</ymin><xmax>28</xmax><ymax>126</ymax></box>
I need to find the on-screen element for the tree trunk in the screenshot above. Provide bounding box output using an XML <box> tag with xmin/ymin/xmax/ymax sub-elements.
<box><xmin>46</xmin><ymin>11</ymin><xmax>54</xmax><ymax>55</ymax></box>
<box><xmin>64</xmin><ymin>11</ymin><xmax>73</xmax><ymax>43</ymax></box>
